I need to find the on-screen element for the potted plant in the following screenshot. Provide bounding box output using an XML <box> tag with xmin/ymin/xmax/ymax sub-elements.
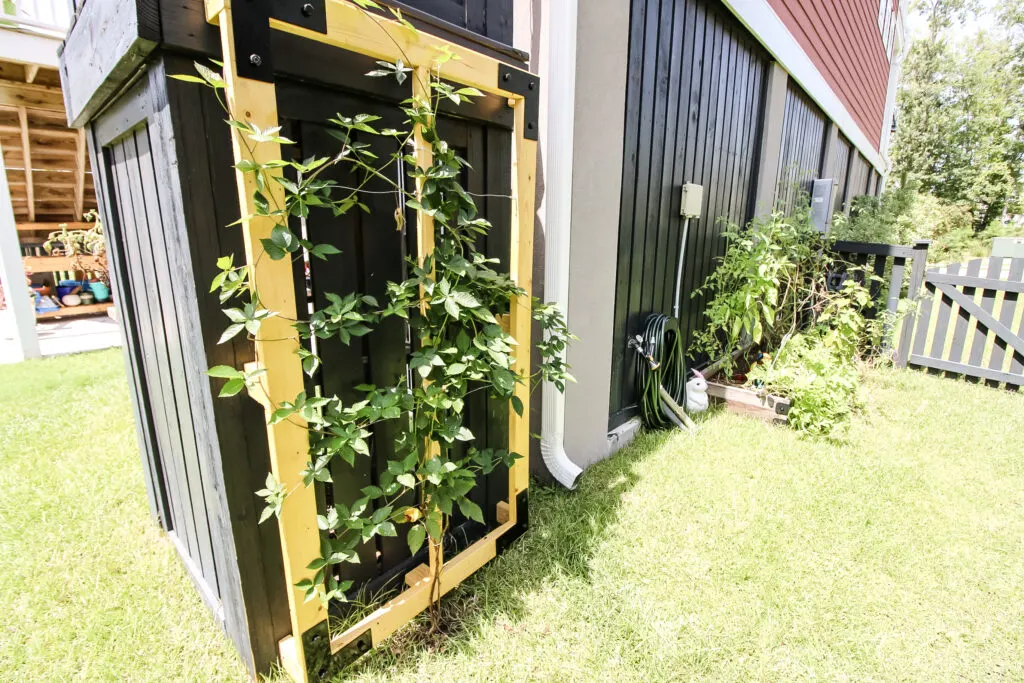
<box><xmin>44</xmin><ymin>210</ymin><xmax>111</xmax><ymax>302</ymax></box>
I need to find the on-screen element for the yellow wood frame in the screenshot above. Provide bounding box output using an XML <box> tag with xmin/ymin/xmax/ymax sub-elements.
<box><xmin>205</xmin><ymin>1</ymin><xmax>537</xmax><ymax>680</ymax></box>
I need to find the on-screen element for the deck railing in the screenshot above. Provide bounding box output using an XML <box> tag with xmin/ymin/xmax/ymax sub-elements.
<box><xmin>0</xmin><ymin>0</ymin><xmax>71</xmax><ymax>36</ymax></box>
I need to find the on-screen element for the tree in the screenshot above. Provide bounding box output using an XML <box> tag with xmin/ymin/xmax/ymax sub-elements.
<box><xmin>891</xmin><ymin>0</ymin><xmax>1024</xmax><ymax>228</ymax></box>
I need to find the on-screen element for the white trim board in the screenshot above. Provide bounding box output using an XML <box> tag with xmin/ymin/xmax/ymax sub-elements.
<box><xmin>720</xmin><ymin>0</ymin><xmax>887</xmax><ymax>173</ymax></box>
<box><xmin>0</xmin><ymin>27</ymin><xmax>62</xmax><ymax>69</ymax></box>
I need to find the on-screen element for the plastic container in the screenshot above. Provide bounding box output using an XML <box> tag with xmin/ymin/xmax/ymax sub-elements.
<box><xmin>89</xmin><ymin>281</ymin><xmax>111</xmax><ymax>302</ymax></box>
<box><xmin>56</xmin><ymin>279</ymin><xmax>88</xmax><ymax>299</ymax></box>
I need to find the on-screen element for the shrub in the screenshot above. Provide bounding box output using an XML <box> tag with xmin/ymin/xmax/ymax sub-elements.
<box><xmin>693</xmin><ymin>210</ymin><xmax>885</xmax><ymax>436</ymax></box>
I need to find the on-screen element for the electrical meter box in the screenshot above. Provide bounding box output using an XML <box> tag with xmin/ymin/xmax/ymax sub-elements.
<box><xmin>680</xmin><ymin>183</ymin><xmax>703</xmax><ymax>218</ymax></box>
<box><xmin>810</xmin><ymin>178</ymin><xmax>835</xmax><ymax>232</ymax></box>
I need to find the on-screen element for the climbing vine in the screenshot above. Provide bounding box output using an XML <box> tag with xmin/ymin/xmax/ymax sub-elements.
<box><xmin>174</xmin><ymin>1</ymin><xmax>572</xmax><ymax>629</ymax></box>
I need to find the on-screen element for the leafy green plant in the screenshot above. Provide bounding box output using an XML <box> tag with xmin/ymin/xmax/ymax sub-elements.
<box><xmin>693</xmin><ymin>208</ymin><xmax>891</xmax><ymax>436</ymax></box>
<box><xmin>690</xmin><ymin>209</ymin><xmax>830</xmax><ymax>376</ymax></box>
<box><xmin>747</xmin><ymin>280</ymin><xmax>878</xmax><ymax>437</ymax></box>
<box><xmin>173</xmin><ymin>2</ymin><xmax>572</xmax><ymax>632</ymax></box>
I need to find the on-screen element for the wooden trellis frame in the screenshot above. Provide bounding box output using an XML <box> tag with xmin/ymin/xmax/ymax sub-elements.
<box><xmin>203</xmin><ymin>1</ymin><xmax>538</xmax><ymax>679</ymax></box>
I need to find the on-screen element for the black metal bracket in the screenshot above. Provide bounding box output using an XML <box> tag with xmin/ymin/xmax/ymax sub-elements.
<box><xmin>495</xmin><ymin>489</ymin><xmax>529</xmax><ymax>554</ymax></box>
<box><xmin>497</xmin><ymin>64</ymin><xmax>540</xmax><ymax>140</ymax></box>
<box><xmin>231</xmin><ymin>0</ymin><xmax>328</xmax><ymax>83</ymax></box>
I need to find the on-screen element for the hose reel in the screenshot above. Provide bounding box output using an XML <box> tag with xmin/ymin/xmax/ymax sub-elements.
<box><xmin>627</xmin><ymin>183</ymin><xmax>703</xmax><ymax>432</ymax></box>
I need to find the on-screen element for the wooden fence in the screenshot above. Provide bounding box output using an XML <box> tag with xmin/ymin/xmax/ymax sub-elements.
<box><xmin>833</xmin><ymin>240</ymin><xmax>931</xmax><ymax>367</ymax></box>
<box><xmin>909</xmin><ymin>258</ymin><xmax>1024</xmax><ymax>389</ymax></box>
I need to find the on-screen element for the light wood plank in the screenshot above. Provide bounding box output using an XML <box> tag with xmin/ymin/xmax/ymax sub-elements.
<box><xmin>0</xmin><ymin>79</ymin><xmax>65</xmax><ymax>112</ymax></box>
<box><xmin>24</xmin><ymin>253</ymin><xmax>105</xmax><ymax>272</ymax></box>
<box><xmin>74</xmin><ymin>129</ymin><xmax>86</xmax><ymax>219</ymax></box>
<box><xmin>213</xmin><ymin>2</ymin><xmax>324</xmax><ymax>660</ymax></box>
<box><xmin>508</xmin><ymin>96</ymin><xmax>536</xmax><ymax>504</ymax></box>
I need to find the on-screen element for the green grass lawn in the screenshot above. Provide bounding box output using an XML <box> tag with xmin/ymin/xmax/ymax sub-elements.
<box><xmin>2</xmin><ymin>350</ymin><xmax>1023</xmax><ymax>681</ymax></box>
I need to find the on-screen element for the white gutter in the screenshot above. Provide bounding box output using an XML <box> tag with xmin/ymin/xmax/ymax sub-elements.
<box><xmin>539</xmin><ymin>0</ymin><xmax>583</xmax><ymax>489</ymax></box>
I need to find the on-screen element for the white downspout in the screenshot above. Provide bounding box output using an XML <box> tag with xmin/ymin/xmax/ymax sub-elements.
<box><xmin>539</xmin><ymin>0</ymin><xmax>583</xmax><ymax>489</ymax></box>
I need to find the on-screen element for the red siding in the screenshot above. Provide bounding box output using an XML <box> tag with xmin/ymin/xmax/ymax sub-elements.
<box><xmin>766</xmin><ymin>0</ymin><xmax>890</xmax><ymax>152</ymax></box>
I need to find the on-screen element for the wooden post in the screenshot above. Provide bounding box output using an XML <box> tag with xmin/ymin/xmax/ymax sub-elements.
<box><xmin>74</xmin><ymin>129</ymin><xmax>87</xmax><ymax>219</ymax></box>
<box><xmin>0</xmin><ymin>145</ymin><xmax>40</xmax><ymax>360</ymax></box>
<box><xmin>896</xmin><ymin>239</ymin><xmax>930</xmax><ymax>368</ymax></box>
<box><xmin>508</xmin><ymin>95</ymin><xmax>536</xmax><ymax>503</ymax></box>
<box><xmin>211</xmin><ymin>2</ymin><xmax>324</xmax><ymax>680</ymax></box>
<box><xmin>17</xmin><ymin>106</ymin><xmax>34</xmax><ymax>222</ymax></box>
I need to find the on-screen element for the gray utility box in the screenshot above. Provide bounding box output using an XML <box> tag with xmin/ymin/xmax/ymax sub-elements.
<box><xmin>992</xmin><ymin>237</ymin><xmax>1024</xmax><ymax>259</ymax></box>
<box><xmin>810</xmin><ymin>178</ymin><xmax>835</xmax><ymax>232</ymax></box>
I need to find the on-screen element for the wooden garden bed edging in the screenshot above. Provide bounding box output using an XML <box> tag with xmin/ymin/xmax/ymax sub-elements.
<box><xmin>705</xmin><ymin>380</ymin><xmax>790</xmax><ymax>423</ymax></box>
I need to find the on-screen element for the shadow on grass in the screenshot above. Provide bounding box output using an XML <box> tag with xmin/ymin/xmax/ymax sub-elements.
<box><xmin>339</xmin><ymin>428</ymin><xmax>675</xmax><ymax>679</ymax></box>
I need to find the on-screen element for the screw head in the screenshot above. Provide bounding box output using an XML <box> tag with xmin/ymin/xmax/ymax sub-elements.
<box><xmin>249</xmin><ymin>53</ymin><xmax>262</xmax><ymax>67</ymax></box>
<box><xmin>528</xmin><ymin>81</ymin><xmax>535</xmax><ymax>90</ymax></box>
<box><xmin>527</xmin><ymin>122</ymin><xmax>535</xmax><ymax>130</ymax></box>
<box><xmin>503</xmin><ymin>72</ymin><xmax>511</xmax><ymax>81</ymax></box>
<box><xmin>301</xmin><ymin>2</ymin><xmax>314</xmax><ymax>16</ymax></box>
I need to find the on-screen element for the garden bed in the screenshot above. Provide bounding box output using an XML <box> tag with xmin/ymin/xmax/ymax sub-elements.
<box><xmin>703</xmin><ymin>351</ymin><xmax>790</xmax><ymax>423</ymax></box>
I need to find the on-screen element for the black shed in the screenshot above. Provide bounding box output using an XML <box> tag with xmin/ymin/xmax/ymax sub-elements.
<box><xmin>59</xmin><ymin>0</ymin><xmax>535</xmax><ymax>678</ymax></box>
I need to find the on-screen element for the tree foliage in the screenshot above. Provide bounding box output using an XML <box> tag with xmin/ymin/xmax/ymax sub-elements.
<box><xmin>891</xmin><ymin>0</ymin><xmax>1024</xmax><ymax>228</ymax></box>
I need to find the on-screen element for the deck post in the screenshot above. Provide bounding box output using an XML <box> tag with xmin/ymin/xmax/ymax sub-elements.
<box><xmin>0</xmin><ymin>150</ymin><xmax>41</xmax><ymax>361</ymax></box>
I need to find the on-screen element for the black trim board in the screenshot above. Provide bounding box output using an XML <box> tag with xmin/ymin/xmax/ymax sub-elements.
<box><xmin>62</xmin><ymin>0</ymin><xmax>526</xmax><ymax>127</ymax></box>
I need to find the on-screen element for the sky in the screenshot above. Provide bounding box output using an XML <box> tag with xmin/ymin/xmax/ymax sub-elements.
<box><xmin>905</xmin><ymin>0</ymin><xmax>1001</xmax><ymax>39</ymax></box>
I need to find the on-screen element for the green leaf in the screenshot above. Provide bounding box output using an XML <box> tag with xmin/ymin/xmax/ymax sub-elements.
<box><xmin>510</xmin><ymin>394</ymin><xmax>524</xmax><ymax>417</ymax></box>
<box><xmin>457</xmin><ymin>498</ymin><xmax>485</xmax><ymax>524</ymax></box>
<box><xmin>219</xmin><ymin>378</ymin><xmax>246</xmax><ymax>397</ymax></box>
<box><xmin>258</xmin><ymin>505</ymin><xmax>276</xmax><ymax>524</ymax></box>
<box><xmin>396</xmin><ymin>473</ymin><xmax>416</xmax><ymax>489</ymax></box>
<box><xmin>450</xmin><ymin>291</ymin><xmax>480</xmax><ymax>308</ymax></box>
<box><xmin>207</xmin><ymin>365</ymin><xmax>241</xmax><ymax>379</ymax></box>
<box><xmin>309</xmin><ymin>243</ymin><xmax>342</xmax><ymax>260</ymax></box>
<box><xmin>170</xmin><ymin>74</ymin><xmax>207</xmax><ymax>84</ymax></box>
<box><xmin>406</xmin><ymin>524</ymin><xmax>426</xmax><ymax>555</ymax></box>
<box><xmin>218</xmin><ymin>323</ymin><xmax>245</xmax><ymax>344</ymax></box>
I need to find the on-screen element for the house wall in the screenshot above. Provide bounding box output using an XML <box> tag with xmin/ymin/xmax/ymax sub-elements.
<box><xmin>537</xmin><ymin>0</ymin><xmax>909</xmax><ymax>473</ymax></box>
<box><xmin>765</xmin><ymin>0</ymin><xmax>894</xmax><ymax>151</ymax></box>
<box><xmin>608</xmin><ymin>0</ymin><xmax>769</xmax><ymax>429</ymax></box>
<box><xmin>775</xmin><ymin>82</ymin><xmax>828</xmax><ymax>215</ymax></box>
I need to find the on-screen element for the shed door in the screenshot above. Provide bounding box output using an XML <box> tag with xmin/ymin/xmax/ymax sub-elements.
<box><xmin>275</xmin><ymin>75</ymin><xmax>515</xmax><ymax>612</ymax></box>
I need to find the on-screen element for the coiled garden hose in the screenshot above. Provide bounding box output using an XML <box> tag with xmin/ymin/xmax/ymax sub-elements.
<box><xmin>630</xmin><ymin>314</ymin><xmax>692</xmax><ymax>429</ymax></box>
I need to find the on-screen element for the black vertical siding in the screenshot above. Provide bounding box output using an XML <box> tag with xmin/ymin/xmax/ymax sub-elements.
<box><xmin>848</xmin><ymin>151</ymin><xmax>871</xmax><ymax>205</ymax></box>
<box><xmin>396</xmin><ymin>0</ymin><xmax>513</xmax><ymax>44</ymax></box>
<box><xmin>611</xmin><ymin>0</ymin><xmax>768</xmax><ymax>428</ymax></box>
<box><xmin>775</xmin><ymin>82</ymin><xmax>828</xmax><ymax>214</ymax></box>
<box><xmin>832</xmin><ymin>134</ymin><xmax>853</xmax><ymax>214</ymax></box>
<box><xmin>91</xmin><ymin>58</ymin><xmax>290</xmax><ymax>674</ymax></box>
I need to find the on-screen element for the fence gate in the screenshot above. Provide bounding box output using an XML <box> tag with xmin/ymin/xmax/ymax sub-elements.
<box><xmin>832</xmin><ymin>240</ymin><xmax>931</xmax><ymax>367</ymax></box>
<box><xmin>909</xmin><ymin>258</ymin><xmax>1024</xmax><ymax>389</ymax></box>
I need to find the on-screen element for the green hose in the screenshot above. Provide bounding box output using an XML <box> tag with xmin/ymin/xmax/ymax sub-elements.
<box><xmin>634</xmin><ymin>314</ymin><xmax>688</xmax><ymax>428</ymax></box>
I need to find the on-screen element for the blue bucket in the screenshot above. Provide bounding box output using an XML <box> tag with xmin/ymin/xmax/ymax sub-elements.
<box><xmin>56</xmin><ymin>280</ymin><xmax>88</xmax><ymax>299</ymax></box>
